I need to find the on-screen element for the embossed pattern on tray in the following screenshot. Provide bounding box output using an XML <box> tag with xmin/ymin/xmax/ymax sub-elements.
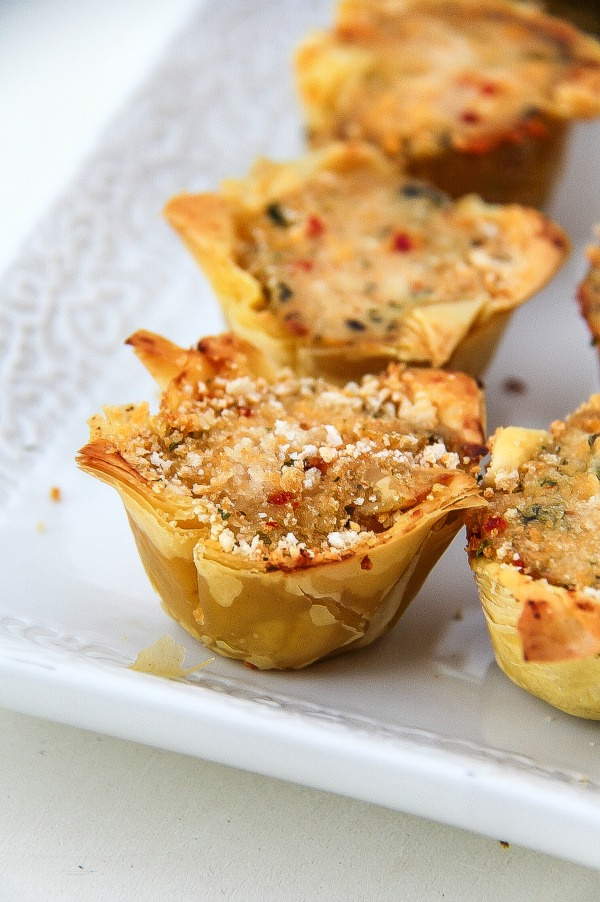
<box><xmin>1</xmin><ymin>614</ymin><xmax>597</xmax><ymax>795</ymax></box>
<box><xmin>0</xmin><ymin>0</ymin><xmax>323</xmax><ymax>507</ymax></box>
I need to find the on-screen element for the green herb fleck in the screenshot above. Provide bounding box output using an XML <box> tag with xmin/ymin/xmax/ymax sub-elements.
<box><xmin>474</xmin><ymin>539</ymin><xmax>491</xmax><ymax>558</ymax></box>
<box><xmin>519</xmin><ymin>503</ymin><xmax>565</xmax><ymax>526</ymax></box>
<box><xmin>266</xmin><ymin>202</ymin><xmax>290</xmax><ymax>227</ymax></box>
<box><xmin>276</xmin><ymin>281</ymin><xmax>293</xmax><ymax>302</ymax></box>
<box><xmin>367</xmin><ymin>307</ymin><xmax>384</xmax><ymax>323</ymax></box>
<box><xmin>346</xmin><ymin>318</ymin><xmax>366</xmax><ymax>332</ymax></box>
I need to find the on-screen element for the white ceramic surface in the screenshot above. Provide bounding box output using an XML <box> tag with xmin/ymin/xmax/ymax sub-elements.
<box><xmin>0</xmin><ymin>0</ymin><xmax>599</xmax><ymax>871</ymax></box>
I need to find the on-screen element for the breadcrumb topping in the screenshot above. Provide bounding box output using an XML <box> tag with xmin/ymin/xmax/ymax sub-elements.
<box><xmin>105</xmin><ymin>361</ymin><xmax>478</xmax><ymax>566</ymax></box>
<box><xmin>468</xmin><ymin>399</ymin><xmax>600</xmax><ymax>589</ymax></box>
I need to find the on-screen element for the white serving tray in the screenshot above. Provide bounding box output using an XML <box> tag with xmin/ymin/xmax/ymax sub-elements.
<box><xmin>1</xmin><ymin>0</ymin><xmax>599</xmax><ymax>870</ymax></box>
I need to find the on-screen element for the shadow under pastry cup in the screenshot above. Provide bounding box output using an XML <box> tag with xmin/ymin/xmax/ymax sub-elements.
<box><xmin>78</xmin><ymin>330</ymin><xmax>487</xmax><ymax>670</ymax></box>
<box><xmin>466</xmin><ymin>400</ymin><xmax>600</xmax><ymax>718</ymax></box>
<box><xmin>294</xmin><ymin>0</ymin><xmax>600</xmax><ymax>207</ymax></box>
<box><xmin>164</xmin><ymin>142</ymin><xmax>568</xmax><ymax>383</ymax></box>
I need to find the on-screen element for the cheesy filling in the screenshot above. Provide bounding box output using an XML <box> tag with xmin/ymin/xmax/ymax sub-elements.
<box><xmin>299</xmin><ymin>0</ymin><xmax>600</xmax><ymax>155</ymax></box>
<box><xmin>469</xmin><ymin>404</ymin><xmax>600</xmax><ymax>589</ymax></box>
<box><xmin>235</xmin><ymin>169</ymin><xmax>556</xmax><ymax>345</ymax></box>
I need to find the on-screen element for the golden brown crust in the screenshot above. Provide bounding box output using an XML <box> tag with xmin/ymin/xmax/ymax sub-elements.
<box><xmin>164</xmin><ymin>142</ymin><xmax>568</xmax><ymax>381</ymax></box>
<box><xmin>466</xmin><ymin>396</ymin><xmax>600</xmax><ymax>718</ymax></box>
<box><xmin>470</xmin><ymin>561</ymin><xmax>600</xmax><ymax>719</ymax></box>
<box><xmin>516</xmin><ymin>586</ymin><xmax>600</xmax><ymax>664</ymax></box>
<box><xmin>294</xmin><ymin>0</ymin><xmax>600</xmax><ymax>204</ymax></box>
<box><xmin>78</xmin><ymin>330</ymin><xmax>486</xmax><ymax>669</ymax></box>
<box><xmin>577</xmin><ymin>232</ymin><xmax>600</xmax><ymax>354</ymax></box>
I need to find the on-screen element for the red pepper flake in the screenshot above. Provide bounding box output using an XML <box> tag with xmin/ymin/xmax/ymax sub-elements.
<box><xmin>455</xmin><ymin>73</ymin><xmax>500</xmax><ymax>96</ymax></box>
<box><xmin>462</xmin><ymin>134</ymin><xmax>498</xmax><ymax>155</ymax></box>
<box><xmin>238</xmin><ymin>406</ymin><xmax>253</xmax><ymax>417</ymax></box>
<box><xmin>292</xmin><ymin>258</ymin><xmax>314</xmax><ymax>272</ymax></box>
<box><xmin>304</xmin><ymin>456</ymin><xmax>328</xmax><ymax>474</ymax></box>
<box><xmin>482</xmin><ymin>515</ymin><xmax>507</xmax><ymax>535</ymax></box>
<box><xmin>512</xmin><ymin>554</ymin><xmax>526</xmax><ymax>572</ymax></box>
<box><xmin>524</xmin><ymin>117</ymin><xmax>549</xmax><ymax>141</ymax></box>
<box><xmin>392</xmin><ymin>231</ymin><xmax>414</xmax><ymax>253</ymax></box>
<box><xmin>306</xmin><ymin>215</ymin><xmax>325</xmax><ymax>238</ymax></box>
<box><xmin>501</xmin><ymin>115</ymin><xmax>550</xmax><ymax>148</ymax></box>
<box><xmin>460</xmin><ymin>110</ymin><xmax>481</xmax><ymax>125</ymax></box>
<box><xmin>360</xmin><ymin>555</ymin><xmax>373</xmax><ymax>571</ymax></box>
<box><xmin>285</xmin><ymin>317</ymin><xmax>310</xmax><ymax>337</ymax></box>
<box><xmin>266</xmin><ymin>519</ymin><xmax>279</xmax><ymax>528</ymax></box>
<box><xmin>480</xmin><ymin>81</ymin><xmax>500</xmax><ymax>96</ymax></box>
<box><xmin>267</xmin><ymin>491</ymin><xmax>296</xmax><ymax>506</ymax></box>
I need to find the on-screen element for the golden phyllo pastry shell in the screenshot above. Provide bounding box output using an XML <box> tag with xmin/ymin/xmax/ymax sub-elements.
<box><xmin>467</xmin><ymin>408</ymin><xmax>600</xmax><ymax>718</ymax></box>
<box><xmin>578</xmin><ymin>231</ymin><xmax>600</xmax><ymax>358</ymax></box>
<box><xmin>165</xmin><ymin>142</ymin><xmax>568</xmax><ymax>382</ymax></box>
<box><xmin>78</xmin><ymin>330</ymin><xmax>486</xmax><ymax>670</ymax></box>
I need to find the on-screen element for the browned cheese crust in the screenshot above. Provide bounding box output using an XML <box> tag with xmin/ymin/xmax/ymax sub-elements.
<box><xmin>165</xmin><ymin>142</ymin><xmax>568</xmax><ymax>381</ymax></box>
<box><xmin>78</xmin><ymin>330</ymin><xmax>486</xmax><ymax>669</ymax></box>
<box><xmin>294</xmin><ymin>0</ymin><xmax>600</xmax><ymax>204</ymax></box>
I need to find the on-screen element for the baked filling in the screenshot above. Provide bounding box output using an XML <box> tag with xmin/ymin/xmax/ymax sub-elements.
<box><xmin>165</xmin><ymin>142</ymin><xmax>568</xmax><ymax>373</ymax></box>
<box><xmin>88</xmin><ymin>332</ymin><xmax>485</xmax><ymax>568</ymax></box>
<box><xmin>467</xmin><ymin>399</ymin><xmax>600</xmax><ymax>591</ymax></box>
<box><xmin>295</xmin><ymin>0</ymin><xmax>600</xmax><ymax>157</ymax></box>
<box><xmin>233</xmin><ymin>164</ymin><xmax>567</xmax><ymax>347</ymax></box>
<box><xmin>465</xmin><ymin>397</ymin><xmax>600</xmax><ymax>715</ymax></box>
